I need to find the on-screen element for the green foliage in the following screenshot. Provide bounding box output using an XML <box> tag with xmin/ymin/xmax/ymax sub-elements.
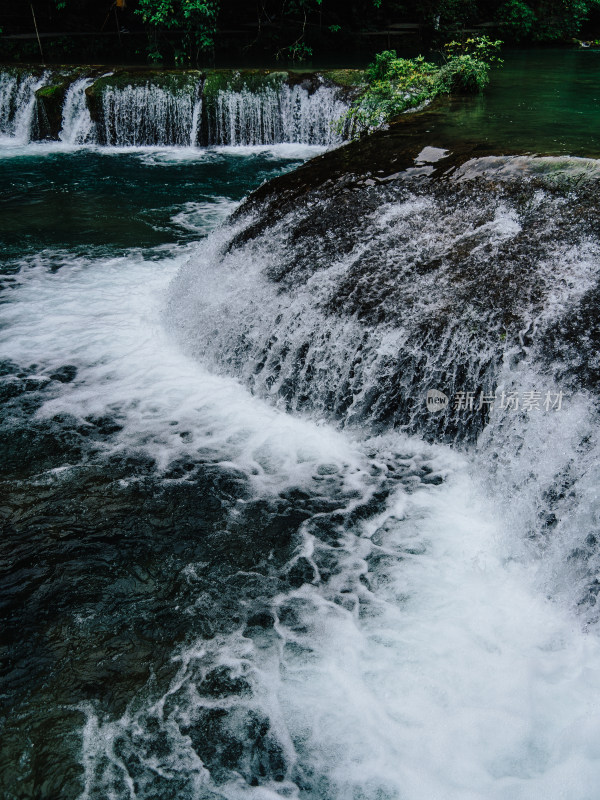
<box><xmin>495</xmin><ymin>0</ymin><xmax>537</xmax><ymax>41</ymax></box>
<box><xmin>36</xmin><ymin>83</ymin><xmax>65</xmax><ymax>99</ymax></box>
<box><xmin>437</xmin><ymin>0</ymin><xmax>479</xmax><ymax>28</ymax></box>
<box><xmin>340</xmin><ymin>52</ymin><xmax>438</xmax><ymax>135</ymax></box>
<box><xmin>341</xmin><ymin>38</ymin><xmax>503</xmax><ymax>138</ymax></box>
<box><xmin>277</xmin><ymin>41</ymin><xmax>314</xmax><ymax>62</ymax></box>
<box><xmin>4</xmin><ymin>0</ymin><xmax>595</xmax><ymax>64</ymax></box>
<box><xmin>436</xmin><ymin>54</ymin><xmax>492</xmax><ymax>93</ymax></box>
<box><xmin>146</xmin><ymin>44</ymin><xmax>163</xmax><ymax>63</ymax></box>
<box><xmin>530</xmin><ymin>0</ymin><xmax>595</xmax><ymax>40</ymax></box>
<box><xmin>136</xmin><ymin>0</ymin><xmax>216</xmax><ymax>29</ymax></box>
<box><xmin>136</xmin><ymin>0</ymin><xmax>219</xmax><ymax>63</ymax></box>
<box><xmin>443</xmin><ymin>36</ymin><xmax>503</xmax><ymax>63</ymax></box>
<box><xmin>437</xmin><ymin>36</ymin><xmax>503</xmax><ymax>92</ymax></box>
<box><xmin>495</xmin><ymin>0</ymin><xmax>597</xmax><ymax>40</ymax></box>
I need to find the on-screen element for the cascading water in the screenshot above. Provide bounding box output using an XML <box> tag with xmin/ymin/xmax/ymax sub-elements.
<box><xmin>168</xmin><ymin>157</ymin><xmax>598</xmax><ymax>441</ymax></box>
<box><xmin>0</xmin><ymin>68</ymin><xmax>351</xmax><ymax>148</ymax></box>
<box><xmin>59</xmin><ymin>77</ymin><xmax>96</xmax><ymax>145</ymax></box>
<box><xmin>209</xmin><ymin>84</ymin><xmax>348</xmax><ymax>146</ymax></box>
<box><xmin>0</xmin><ymin>69</ymin><xmax>48</xmax><ymax>143</ymax></box>
<box><xmin>99</xmin><ymin>79</ymin><xmax>203</xmax><ymax>147</ymax></box>
<box><xmin>168</xmin><ymin>153</ymin><xmax>600</xmax><ymax>624</ymax></box>
<box><xmin>5</xmin><ymin>52</ymin><xmax>600</xmax><ymax>800</ymax></box>
<box><xmin>57</xmin><ymin>148</ymin><xmax>600</xmax><ymax>797</ymax></box>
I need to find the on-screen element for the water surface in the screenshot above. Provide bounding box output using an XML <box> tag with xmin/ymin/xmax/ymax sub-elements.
<box><xmin>2</xmin><ymin>52</ymin><xmax>600</xmax><ymax>800</ymax></box>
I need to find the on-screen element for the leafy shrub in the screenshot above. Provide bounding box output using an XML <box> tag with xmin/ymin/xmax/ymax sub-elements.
<box><xmin>531</xmin><ymin>0</ymin><xmax>594</xmax><ymax>40</ymax></box>
<box><xmin>437</xmin><ymin>37</ymin><xmax>503</xmax><ymax>92</ymax></box>
<box><xmin>136</xmin><ymin>0</ymin><xmax>219</xmax><ymax>63</ymax></box>
<box><xmin>340</xmin><ymin>37</ymin><xmax>502</xmax><ymax>137</ymax></box>
<box><xmin>341</xmin><ymin>53</ymin><xmax>438</xmax><ymax>134</ymax></box>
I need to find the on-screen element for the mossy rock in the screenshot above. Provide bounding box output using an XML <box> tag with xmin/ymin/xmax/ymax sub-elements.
<box><xmin>202</xmin><ymin>69</ymin><xmax>289</xmax><ymax>98</ymax></box>
<box><xmin>287</xmin><ymin>69</ymin><xmax>365</xmax><ymax>97</ymax></box>
<box><xmin>86</xmin><ymin>69</ymin><xmax>202</xmax><ymax>98</ymax></box>
<box><xmin>1</xmin><ymin>64</ymin><xmax>47</xmax><ymax>81</ymax></box>
<box><xmin>36</xmin><ymin>83</ymin><xmax>66</xmax><ymax>100</ymax></box>
<box><xmin>202</xmin><ymin>68</ymin><xmax>363</xmax><ymax>97</ymax></box>
<box><xmin>35</xmin><ymin>71</ymin><xmax>83</xmax><ymax>139</ymax></box>
<box><xmin>320</xmin><ymin>69</ymin><xmax>366</xmax><ymax>88</ymax></box>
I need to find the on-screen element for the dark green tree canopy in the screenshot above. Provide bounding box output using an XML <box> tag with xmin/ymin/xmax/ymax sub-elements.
<box><xmin>2</xmin><ymin>0</ymin><xmax>599</xmax><ymax>64</ymax></box>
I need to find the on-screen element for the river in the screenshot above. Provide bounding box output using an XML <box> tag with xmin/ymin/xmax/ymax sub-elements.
<box><xmin>1</xmin><ymin>49</ymin><xmax>600</xmax><ymax>800</ymax></box>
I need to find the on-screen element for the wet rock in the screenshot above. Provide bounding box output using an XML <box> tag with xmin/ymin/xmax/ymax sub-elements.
<box><xmin>202</xmin><ymin>666</ymin><xmax>252</xmax><ymax>698</ymax></box>
<box><xmin>286</xmin><ymin>556</ymin><xmax>316</xmax><ymax>588</ymax></box>
<box><xmin>170</xmin><ymin>134</ymin><xmax>600</xmax><ymax>445</ymax></box>
<box><xmin>49</xmin><ymin>364</ymin><xmax>77</xmax><ymax>383</ymax></box>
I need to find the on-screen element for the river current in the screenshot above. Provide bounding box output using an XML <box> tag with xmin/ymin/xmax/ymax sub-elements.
<box><xmin>2</xmin><ymin>52</ymin><xmax>600</xmax><ymax>800</ymax></box>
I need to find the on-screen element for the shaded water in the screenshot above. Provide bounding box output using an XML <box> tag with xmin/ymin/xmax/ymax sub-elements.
<box><xmin>430</xmin><ymin>49</ymin><xmax>600</xmax><ymax>156</ymax></box>
<box><xmin>0</xmin><ymin>144</ymin><xmax>318</xmax><ymax>257</ymax></box>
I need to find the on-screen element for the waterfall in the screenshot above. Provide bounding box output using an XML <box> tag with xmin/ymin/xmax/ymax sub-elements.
<box><xmin>5</xmin><ymin>89</ymin><xmax>600</xmax><ymax>798</ymax></box>
<box><xmin>168</xmin><ymin>156</ymin><xmax>599</xmax><ymax>441</ymax></box>
<box><xmin>279</xmin><ymin>83</ymin><xmax>348</xmax><ymax>145</ymax></box>
<box><xmin>59</xmin><ymin>77</ymin><xmax>96</xmax><ymax>145</ymax></box>
<box><xmin>167</xmin><ymin>154</ymin><xmax>600</xmax><ymax>624</ymax></box>
<box><xmin>0</xmin><ymin>69</ymin><xmax>351</xmax><ymax>148</ymax></box>
<box><xmin>99</xmin><ymin>79</ymin><xmax>203</xmax><ymax>147</ymax></box>
<box><xmin>0</xmin><ymin>70</ymin><xmax>48</xmax><ymax>144</ymax></box>
<box><xmin>209</xmin><ymin>84</ymin><xmax>348</xmax><ymax>146</ymax></box>
<box><xmin>190</xmin><ymin>92</ymin><xmax>202</xmax><ymax>148</ymax></box>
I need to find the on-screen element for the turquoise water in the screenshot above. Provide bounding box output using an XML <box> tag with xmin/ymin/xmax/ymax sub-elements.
<box><xmin>430</xmin><ymin>49</ymin><xmax>600</xmax><ymax>155</ymax></box>
<box><xmin>0</xmin><ymin>145</ymin><xmax>316</xmax><ymax>258</ymax></box>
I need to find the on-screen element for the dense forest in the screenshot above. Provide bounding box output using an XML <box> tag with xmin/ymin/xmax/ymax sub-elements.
<box><xmin>1</xmin><ymin>0</ymin><xmax>599</xmax><ymax>66</ymax></box>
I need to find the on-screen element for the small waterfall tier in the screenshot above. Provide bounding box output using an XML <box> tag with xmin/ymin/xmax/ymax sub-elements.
<box><xmin>59</xmin><ymin>77</ymin><xmax>96</xmax><ymax>145</ymax></box>
<box><xmin>203</xmin><ymin>71</ymin><xmax>350</xmax><ymax>146</ymax></box>
<box><xmin>91</xmin><ymin>72</ymin><xmax>203</xmax><ymax>146</ymax></box>
<box><xmin>0</xmin><ymin>68</ymin><xmax>48</xmax><ymax>143</ymax></box>
<box><xmin>0</xmin><ymin>67</ymin><xmax>360</xmax><ymax>147</ymax></box>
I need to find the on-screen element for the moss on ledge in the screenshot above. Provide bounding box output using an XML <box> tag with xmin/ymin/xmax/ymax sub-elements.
<box><xmin>34</xmin><ymin>71</ymin><xmax>82</xmax><ymax>139</ymax></box>
<box><xmin>202</xmin><ymin>70</ymin><xmax>288</xmax><ymax>98</ymax></box>
<box><xmin>320</xmin><ymin>69</ymin><xmax>366</xmax><ymax>88</ymax></box>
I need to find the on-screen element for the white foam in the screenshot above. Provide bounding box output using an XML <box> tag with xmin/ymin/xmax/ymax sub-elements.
<box><xmin>75</xmin><ymin>431</ymin><xmax>600</xmax><ymax>799</ymax></box>
<box><xmin>8</xmin><ymin>238</ymin><xmax>596</xmax><ymax>799</ymax></box>
<box><xmin>0</xmin><ymin>243</ymin><xmax>367</xmax><ymax>491</ymax></box>
<box><xmin>0</xmin><ymin>141</ymin><xmax>325</xmax><ymax>164</ymax></box>
<box><xmin>2</xmin><ymin>149</ymin><xmax>600</xmax><ymax>799</ymax></box>
<box><xmin>169</xmin><ymin>198</ymin><xmax>239</xmax><ymax>233</ymax></box>
<box><xmin>264</xmin><ymin>461</ymin><xmax>600</xmax><ymax>800</ymax></box>
<box><xmin>59</xmin><ymin>77</ymin><xmax>96</xmax><ymax>145</ymax></box>
<box><xmin>211</xmin><ymin>143</ymin><xmax>328</xmax><ymax>159</ymax></box>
